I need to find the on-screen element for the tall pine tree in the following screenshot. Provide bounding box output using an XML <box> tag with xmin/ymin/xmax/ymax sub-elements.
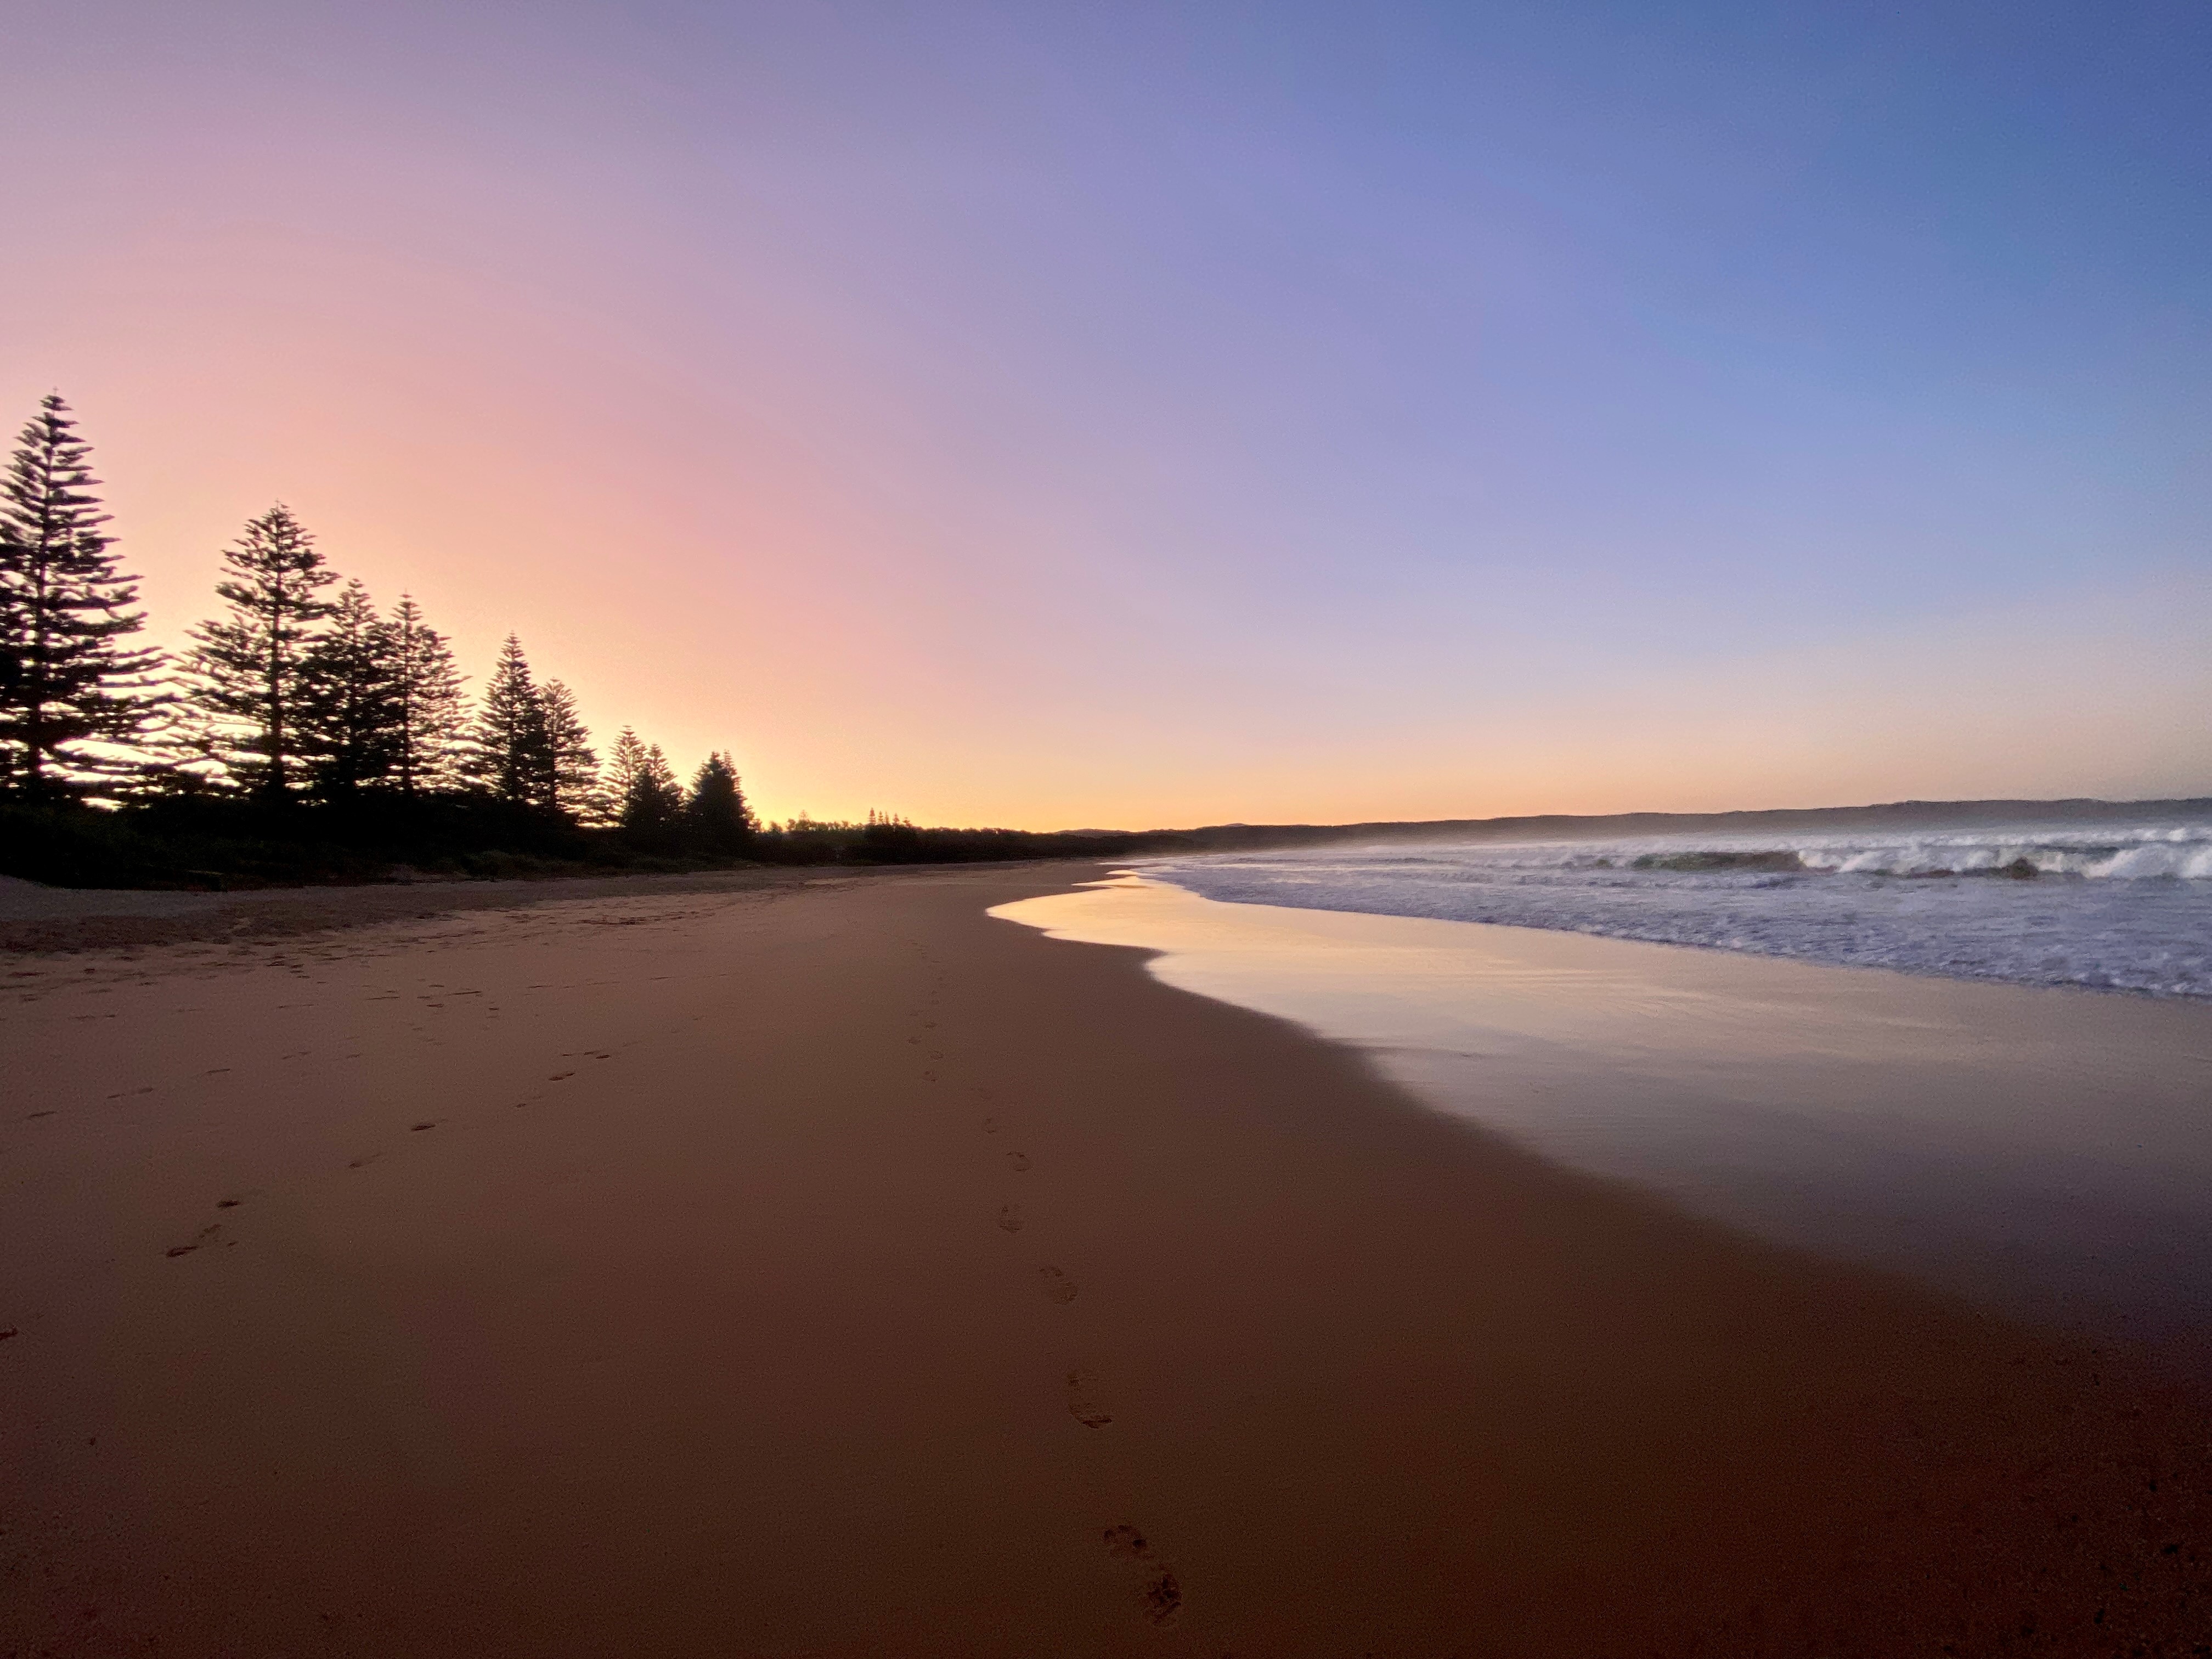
<box><xmin>686</xmin><ymin>751</ymin><xmax>754</xmax><ymax>853</ymax></box>
<box><xmin>600</xmin><ymin>726</ymin><xmax>649</xmax><ymax>829</ymax></box>
<box><xmin>0</xmin><ymin>394</ymin><xmax>167</xmax><ymax>799</ymax></box>
<box><xmin>300</xmin><ymin>579</ymin><xmax>402</xmax><ymax>797</ymax></box>
<box><xmin>464</xmin><ymin>634</ymin><xmax>551</xmax><ymax>806</ymax></box>
<box><xmin>185</xmin><ymin>505</ymin><xmax>337</xmax><ymax>799</ymax></box>
<box><xmin>387</xmin><ymin>594</ymin><xmax>464</xmax><ymax>798</ymax></box>
<box><xmin>538</xmin><ymin>678</ymin><xmax>598</xmax><ymax>819</ymax></box>
<box><xmin>618</xmin><ymin>737</ymin><xmax>685</xmax><ymax>837</ymax></box>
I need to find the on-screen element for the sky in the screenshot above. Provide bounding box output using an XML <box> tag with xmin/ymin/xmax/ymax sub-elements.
<box><xmin>3</xmin><ymin>1</ymin><xmax>2207</xmax><ymax>828</ymax></box>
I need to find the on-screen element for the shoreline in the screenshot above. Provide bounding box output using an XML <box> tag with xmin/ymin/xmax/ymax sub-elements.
<box><xmin>7</xmin><ymin>862</ymin><xmax>2211</xmax><ymax>1654</ymax></box>
<box><xmin>1125</xmin><ymin>861</ymin><xmax>2212</xmax><ymax>1005</ymax></box>
<box><xmin>1003</xmin><ymin>874</ymin><xmax>2212</xmax><ymax>1344</ymax></box>
<box><xmin>1133</xmin><ymin>813</ymin><xmax>2212</xmax><ymax>1003</ymax></box>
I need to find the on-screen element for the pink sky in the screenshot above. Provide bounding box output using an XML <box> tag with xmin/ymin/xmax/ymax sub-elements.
<box><xmin>6</xmin><ymin>3</ymin><xmax>2207</xmax><ymax>827</ymax></box>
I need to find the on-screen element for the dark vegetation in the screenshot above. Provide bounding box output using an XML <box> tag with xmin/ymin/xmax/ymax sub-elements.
<box><xmin>0</xmin><ymin>794</ymin><xmax>1194</xmax><ymax>889</ymax></box>
<box><xmin>0</xmin><ymin>393</ymin><xmax>1203</xmax><ymax>888</ymax></box>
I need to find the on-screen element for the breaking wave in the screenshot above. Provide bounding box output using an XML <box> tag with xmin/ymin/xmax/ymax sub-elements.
<box><xmin>1141</xmin><ymin>819</ymin><xmax>2212</xmax><ymax>999</ymax></box>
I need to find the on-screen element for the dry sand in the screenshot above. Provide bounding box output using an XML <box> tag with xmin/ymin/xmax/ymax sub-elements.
<box><xmin>4</xmin><ymin>864</ymin><xmax>2210</xmax><ymax>1656</ymax></box>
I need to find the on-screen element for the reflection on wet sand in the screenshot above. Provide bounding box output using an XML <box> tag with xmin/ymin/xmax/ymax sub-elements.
<box><xmin>996</xmin><ymin>873</ymin><xmax>2212</xmax><ymax>1340</ymax></box>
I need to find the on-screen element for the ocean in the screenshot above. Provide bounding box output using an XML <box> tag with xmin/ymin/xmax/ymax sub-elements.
<box><xmin>994</xmin><ymin>817</ymin><xmax>2212</xmax><ymax>1336</ymax></box>
<box><xmin>1139</xmin><ymin>816</ymin><xmax>2212</xmax><ymax>1000</ymax></box>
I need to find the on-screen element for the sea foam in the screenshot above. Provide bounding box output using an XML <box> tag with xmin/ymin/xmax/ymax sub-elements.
<box><xmin>1142</xmin><ymin>820</ymin><xmax>2212</xmax><ymax>999</ymax></box>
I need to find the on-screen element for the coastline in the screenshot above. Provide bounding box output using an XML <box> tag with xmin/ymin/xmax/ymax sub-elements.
<box><xmin>1136</xmin><ymin>817</ymin><xmax>2212</xmax><ymax>1003</ymax></box>
<box><xmin>1002</xmin><ymin>874</ymin><xmax>2212</xmax><ymax>1341</ymax></box>
<box><xmin>6</xmin><ymin>861</ymin><xmax>2210</xmax><ymax>1654</ymax></box>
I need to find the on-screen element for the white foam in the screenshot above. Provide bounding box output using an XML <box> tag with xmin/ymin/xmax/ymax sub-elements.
<box><xmin>1143</xmin><ymin>818</ymin><xmax>2212</xmax><ymax>1000</ymax></box>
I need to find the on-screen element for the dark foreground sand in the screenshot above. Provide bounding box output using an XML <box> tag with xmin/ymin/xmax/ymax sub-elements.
<box><xmin>4</xmin><ymin>865</ymin><xmax>2210</xmax><ymax>1656</ymax></box>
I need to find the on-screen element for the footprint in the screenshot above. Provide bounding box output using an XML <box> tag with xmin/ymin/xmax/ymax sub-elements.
<box><xmin>997</xmin><ymin>1205</ymin><xmax>1025</xmax><ymax>1233</ymax></box>
<box><xmin>1102</xmin><ymin>1527</ymin><xmax>1181</xmax><ymax>1626</ymax></box>
<box><xmin>980</xmin><ymin>1115</ymin><xmax>998</xmax><ymax>1135</ymax></box>
<box><xmin>1040</xmin><ymin>1266</ymin><xmax>1078</xmax><ymax>1305</ymax></box>
<box><xmin>1007</xmin><ymin>1152</ymin><xmax>1032</xmax><ymax>1173</ymax></box>
<box><xmin>165</xmin><ymin>1223</ymin><xmax>228</xmax><ymax>1259</ymax></box>
<box><xmin>215</xmin><ymin>1198</ymin><xmax>241</xmax><ymax>1210</ymax></box>
<box><xmin>1066</xmin><ymin>1369</ymin><xmax>1113</xmax><ymax>1428</ymax></box>
<box><xmin>1141</xmin><ymin>1570</ymin><xmax>1182</xmax><ymax>1626</ymax></box>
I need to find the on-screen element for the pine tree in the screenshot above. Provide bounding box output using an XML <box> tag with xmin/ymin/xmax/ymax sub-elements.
<box><xmin>184</xmin><ymin>504</ymin><xmax>336</xmax><ymax>799</ymax></box>
<box><xmin>387</xmin><ymin>594</ymin><xmax>464</xmax><ymax>798</ymax></box>
<box><xmin>300</xmin><ymin>579</ymin><xmax>402</xmax><ymax>797</ymax></box>
<box><xmin>538</xmin><ymin>678</ymin><xmax>597</xmax><ymax>819</ymax></box>
<box><xmin>602</xmin><ymin>727</ymin><xmax>649</xmax><ymax>828</ymax></box>
<box><xmin>0</xmin><ymin>394</ymin><xmax>167</xmax><ymax>799</ymax></box>
<box><xmin>686</xmin><ymin>751</ymin><xmax>754</xmax><ymax>853</ymax></box>
<box><xmin>620</xmin><ymin>739</ymin><xmax>685</xmax><ymax>836</ymax></box>
<box><xmin>463</xmin><ymin>634</ymin><xmax>551</xmax><ymax>806</ymax></box>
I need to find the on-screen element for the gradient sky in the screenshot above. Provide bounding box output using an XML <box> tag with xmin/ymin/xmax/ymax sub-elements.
<box><xmin>5</xmin><ymin>1</ymin><xmax>2208</xmax><ymax>828</ymax></box>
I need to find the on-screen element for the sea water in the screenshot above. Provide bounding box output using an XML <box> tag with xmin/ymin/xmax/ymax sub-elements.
<box><xmin>994</xmin><ymin>849</ymin><xmax>2212</xmax><ymax>1339</ymax></box>
<box><xmin>1141</xmin><ymin>819</ymin><xmax>2212</xmax><ymax>1000</ymax></box>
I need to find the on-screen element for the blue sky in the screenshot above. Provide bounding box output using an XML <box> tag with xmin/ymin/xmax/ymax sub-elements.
<box><xmin>4</xmin><ymin>1</ymin><xmax>2207</xmax><ymax>822</ymax></box>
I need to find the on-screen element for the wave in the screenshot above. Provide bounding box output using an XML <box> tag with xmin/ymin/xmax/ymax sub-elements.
<box><xmin>1401</xmin><ymin>824</ymin><xmax>2212</xmax><ymax>882</ymax></box>
<box><xmin>1140</xmin><ymin>817</ymin><xmax>2212</xmax><ymax>999</ymax></box>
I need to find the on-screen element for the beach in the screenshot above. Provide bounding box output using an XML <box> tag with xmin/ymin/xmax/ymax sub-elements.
<box><xmin>5</xmin><ymin>863</ymin><xmax>2211</xmax><ymax>1656</ymax></box>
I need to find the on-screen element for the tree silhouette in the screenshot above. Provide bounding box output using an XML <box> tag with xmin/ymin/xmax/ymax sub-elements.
<box><xmin>387</xmin><ymin>594</ymin><xmax>464</xmax><ymax>797</ymax></box>
<box><xmin>0</xmin><ymin>400</ymin><xmax>796</xmax><ymax>880</ymax></box>
<box><xmin>620</xmin><ymin>738</ymin><xmax>685</xmax><ymax>836</ymax></box>
<box><xmin>301</xmin><ymin>579</ymin><xmax>402</xmax><ymax>797</ymax></box>
<box><xmin>603</xmin><ymin>726</ymin><xmax>649</xmax><ymax>828</ymax></box>
<box><xmin>184</xmin><ymin>504</ymin><xmax>336</xmax><ymax>799</ymax></box>
<box><xmin>0</xmin><ymin>394</ymin><xmax>167</xmax><ymax>799</ymax></box>
<box><xmin>462</xmin><ymin>634</ymin><xmax>550</xmax><ymax>807</ymax></box>
<box><xmin>687</xmin><ymin>751</ymin><xmax>754</xmax><ymax>853</ymax></box>
<box><xmin>538</xmin><ymin>678</ymin><xmax>598</xmax><ymax>819</ymax></box>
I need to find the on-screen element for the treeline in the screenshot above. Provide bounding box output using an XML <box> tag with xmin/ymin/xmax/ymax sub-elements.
<box><xmin>0</xmin><ymin>393</ymin><xmax>1147</xmax><ymax>888</ymax></box>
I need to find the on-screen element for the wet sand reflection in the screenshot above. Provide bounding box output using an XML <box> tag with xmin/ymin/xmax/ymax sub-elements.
<box><xmin>996</xmin><ymin>873</ymin><xmax>2212</xmax><ymax>1341</ymax></box>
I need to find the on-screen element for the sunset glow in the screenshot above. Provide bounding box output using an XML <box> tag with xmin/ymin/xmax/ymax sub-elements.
<box><xmin>7</xmin><ymin>2</ymin><xmax>2207</xmax><ymax>827</ymax></box>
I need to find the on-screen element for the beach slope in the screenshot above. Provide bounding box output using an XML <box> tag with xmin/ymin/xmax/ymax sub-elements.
<box><xmin>3</xmin><ymin>865</ymin><xmax>2208</xmax><ymax>1655</ymax></box>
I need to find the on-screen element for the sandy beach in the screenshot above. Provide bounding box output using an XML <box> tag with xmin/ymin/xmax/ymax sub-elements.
<box><xmin>6</xmin><ymin>863</ymin><xmax>2211</xmax><ymax>1656</ymax></box>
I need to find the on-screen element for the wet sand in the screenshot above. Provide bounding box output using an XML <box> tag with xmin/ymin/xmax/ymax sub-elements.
<box><xmin>4</xmin><ymin>864</ymin><xmax>2210</xmax><ymax>1655</ymax></box>
<box><xmin>1001</xmin><ymin>875</ymin><xmax>2212</xmax><ymax>1341</ymax></box>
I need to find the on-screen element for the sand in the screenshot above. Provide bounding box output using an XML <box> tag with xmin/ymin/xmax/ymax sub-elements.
<box><xmin>4</xmin><ymin>863</ymin><xmax>2210</xmax><ymax>1656</ymax></box>
<box><xmin>0</xmin><ymin>864</ymin><xmax>839</xmax><ymax>954</ymax></box>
